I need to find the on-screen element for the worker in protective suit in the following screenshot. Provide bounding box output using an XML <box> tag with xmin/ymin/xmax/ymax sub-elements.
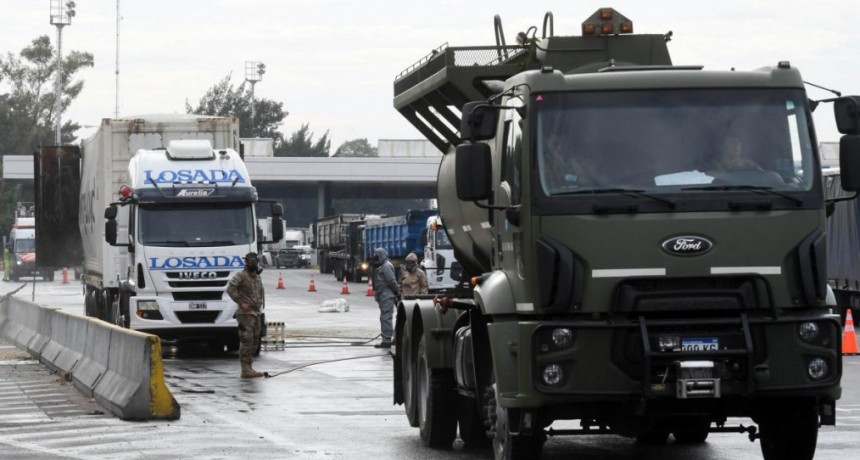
<box><xmin>371</xmin><ymin>247</ymin><xmax>399</xmax><ymax>349</ymax></box>
<box><xmin>399</xmin><ymin>252</ymin><xmax>428</xmax><ymax>297</ymax></box>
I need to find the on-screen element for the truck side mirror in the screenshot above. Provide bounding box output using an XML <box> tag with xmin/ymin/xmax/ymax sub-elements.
<box><xmin>839</xmin><ymin>135</ymin><xmax>860</xmax><ymax>191</ymax></box>
<box><xmin>456</xmin><ymin>143</ymin><xmax>492</xmax><ymax>201</ymax></box>
<box><xmin>104</xmin><ymin>205</ymin><xmax>118</xmax><ymax>246</ymax></box>
<box><xmin>271</xmin><ymin>216</ymin><xmax>285</xmax><ymax>242</ymax></box>
<box><xmin>271</xmin><ymin>202</ymin><xmax>284</xmax><ymax>217</ymax></box>
<box><xmin>460</xmin><ymin>102</ymin><xmax>499</xmax><ymax>141</ymax></box>
<box><xmin>835</xmin><ymin>96</ymin><xmax>860</xmax><ymax>135</ymax></box>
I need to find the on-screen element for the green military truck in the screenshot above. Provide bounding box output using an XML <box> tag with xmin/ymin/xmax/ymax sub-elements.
<box><xmin>391</xmin><ymin>8</ymin><xmax>860</xmax><ymax>460</ymax></box>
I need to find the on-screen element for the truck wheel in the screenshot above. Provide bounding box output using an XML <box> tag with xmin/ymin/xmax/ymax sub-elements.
<box><xmin>417</xmin><ymin>335</ymin><xmax>457</xmax><ymax>448</ymax></box>
<box><xmin>84</xmin><ymin>287</ymin><xmax>97</xmax><ymax>317</ymax></box>
<box><xmin>486</xmin><ymin>383</ymin><xmax>544</xmax><ymax>460</ymax></box>
<box><xmin>459</xmin><ymin>394</ymin><xmax>490</xmax><ymax>450</ymax></box>
<box><xmin>351</xmin><ymin>270</ymin><xmax>362</xmax><ymax>283</ymax></box>
<box><xmin>401</xmin><ymin>325</ymin><xmax>418</xmax><ymax>427</ymax></box>
<box><xmin>757</xmin><ymin>398</ymin><xmax>818</xmax><ymax>460</ymax></box>
<box><xmin>672</xmin><ymin>419</ymin><xmax>710</xmax><ymax>444</ymax></box>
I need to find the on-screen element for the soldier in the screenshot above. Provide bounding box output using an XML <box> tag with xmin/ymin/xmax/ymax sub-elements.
<box><xmin>371</xmin><ymin>247</ymin><xmax>399</xmax><ymax>349</ymax></box>
<box><xmin>399</xmin><ymin>252</ymin><xmax>428</xmax><ymax>297</ymax></box>
<box><xmin>226</xmin><ymin>252</ymin><xmax>265</xmax><ymax>378</ymax></box>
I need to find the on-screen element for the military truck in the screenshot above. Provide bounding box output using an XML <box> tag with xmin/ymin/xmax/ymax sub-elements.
<box><xmin>391</xmin><ymin>8</ymin><xmax>860</xmax><ymax>460</ymax></box>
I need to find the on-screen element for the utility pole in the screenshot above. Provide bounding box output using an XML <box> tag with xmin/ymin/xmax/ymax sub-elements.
<box><xmin>244</xmin><ymin>61</ymin><xmax>265</xmax><ymax>135</ymax></box>
<box><xmin>115</xmin><ymin>0</ymin><xmax>121</xmax><ymax>117</ymax></box>
<box><xmin>49</xmin><ymin>0</ymin><xmax>75</xmax><ymax>144</ymax></box>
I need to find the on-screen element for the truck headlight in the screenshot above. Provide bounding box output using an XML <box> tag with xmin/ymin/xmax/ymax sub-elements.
<box><xmin>808</xmin><ymin>358</ymin><xmax>828</xmax><ymax>380</ymax></box>
<box><xmin>551</xmin><ymin>328</ymin><xmax>574</xmax><ymax>349</ymax></box>
<box><xmin>137</xmin><ymin>300</ymin><xmax>159</xmax><ymax>311</ymax></box>
<box><xmin>798</xmin><ymin>322</ymin><xmax>819</xmax><ymax>343</ymax></box>
<box><xmin>542</xmin><ymin>364</ymin><xmax>563</xmax><ymax>386</ymax></box>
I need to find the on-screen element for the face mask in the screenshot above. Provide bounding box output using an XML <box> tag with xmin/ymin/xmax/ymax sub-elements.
<box><xmin>372</xmin><ymin>255</ymin><xmax>382</xmax><ymax>267</ymax></box>
<box><xmin>245</xmin><ymin>260</ymin><xmax>258</xmax><ymax>271</ymax></box>
<box><xmin>405</xmin><ymin>262</ymin><xmax>416</xmax><ymax>272</ymax></box>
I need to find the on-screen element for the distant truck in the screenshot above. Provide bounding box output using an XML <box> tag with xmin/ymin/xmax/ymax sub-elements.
<box><xmin>421</xmin><ymin>215</ymin><xmax>463</xmax><ymax>292</ymax></box>
<box><xmin>41</xmin><ymin>114</ymin><xmax>283</xmax><ymax>352</ymax></box>
<box><xmin>315</xmin><ymin>213</ymin><xmax>375</xmax><ymax>282</ymax></box>
<box><xmin>8</xmin><ymin>204</ymin><xmax>54</xmax><ymax>281</ymax></box>
<box><xmin>824</xmin><ymin>168</ymin><xmax>860</xmax><ymax>319</ymax></box>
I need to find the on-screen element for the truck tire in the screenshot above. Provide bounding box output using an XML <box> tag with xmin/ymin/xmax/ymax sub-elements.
<box><xmin>84</xmin><ymin>287</ymin><xmax>97</xmax><ymax>317</ymax></box>
<box><xmin>486</xmin><ymin>383</ymin><xmax>544</xmax><ymax>460</ymax></box>
<box><xmin>417</xmin><ymin>335</ymin><xmax>457</xmax><ymax>448</ymax></box>
<box><xmin>401</xmin><ymin>325</ymin><xmax>418</xmax><ymax>427</ymax></box>
<box><xmin>351</xmin><ymin>269</ymin><xmax>362</xmax><ymax>283</ymax></box>
<box><xmin>458</xmin><ymin>394</ymin><xmax>491</xmax><ymax>450</ymax></box>
<box><xmin>757</xmin><ymin>398</ymin><xmax>818</xmax><ymax>460</ymax></box>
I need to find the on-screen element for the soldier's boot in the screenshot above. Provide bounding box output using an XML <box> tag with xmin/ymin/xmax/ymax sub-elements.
<box><xmin>241</xmin><ymin>362</ymin><xmax>263</xmax><ymax>379</ymax></box>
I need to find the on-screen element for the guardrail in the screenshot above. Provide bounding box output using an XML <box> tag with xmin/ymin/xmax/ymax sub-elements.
<box><xmin>0</xmin><ymin>294</ymin><xmax>179</xmax><ymax>420</ymax></box>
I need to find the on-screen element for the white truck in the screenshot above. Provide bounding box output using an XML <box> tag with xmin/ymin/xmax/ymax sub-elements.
<box><xmin>8</xmin><ymin>204</ymin><xmax>54</xmax><ymax>281</ymax></box>
<box><xmin>421</xmin><ymin>215</ymin><xmax>462</xmax><ymax>291</ymax></box>
<box><xmin>79</xmin><ymin>114</ymin><xmax>283</xmax><ymax>351</ymax></box>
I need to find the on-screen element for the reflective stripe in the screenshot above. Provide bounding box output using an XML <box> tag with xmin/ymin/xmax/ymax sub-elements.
<box><xmin>592</xmin><ymin>268</ymin><xmax>666</xmax><ymax>278</ymax></box>
<box><xmin>710</xmin><ymin>266</ymin><xmax>781</xmax><ymax>275</ymax></box>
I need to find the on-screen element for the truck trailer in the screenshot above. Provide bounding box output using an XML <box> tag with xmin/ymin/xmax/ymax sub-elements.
<box><xmin>391</xmin><ymin>8</ymin><xmax>857</xmax><ymax>460</ymax></box>
<box><xmin>315</xmin><ymin>213</ymin><xmax>374</xmax><ymax>282</ymax></box>
<box><xmin>74</xmin><ymin>114</ymin><xmax>283</xmax><ymax>350</ymax></box>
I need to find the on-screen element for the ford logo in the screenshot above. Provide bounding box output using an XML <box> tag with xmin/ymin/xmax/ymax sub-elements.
<box><xmin>661</xmin><ymin>236</ymin><xmax>713</xmax><ymax>256</ymax></box>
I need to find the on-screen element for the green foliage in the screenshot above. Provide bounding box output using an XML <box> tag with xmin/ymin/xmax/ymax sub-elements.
<box><xmin>276</xmin><ymin>123</ymin><xmax>331</xmax><ymax>157</ymax></box>
<box><xmin>185</xmin><ymin>74</ymin><xmax>289</xmax><ymax>141</ymax></box>
<box><xmin>0</xmin><ymin>35</ymin><xmax>93</xmax><ymax>237</ymax></box>
<box><xmin>334</xmin><ymin>138</ymin><xmax>377</xmax><ymax>157</ymax></box>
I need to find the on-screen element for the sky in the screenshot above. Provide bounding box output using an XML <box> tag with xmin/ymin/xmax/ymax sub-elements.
<box><xmin>1</xmin><ymin>0</ymin><xmax>858</xmax><ymax>152</ymax></box>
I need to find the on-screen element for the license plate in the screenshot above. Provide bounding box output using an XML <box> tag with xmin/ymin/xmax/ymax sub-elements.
<box><xmin>189</xmin><ymin>302</ymin><xmax>207</xmax><ymax>310</ymax></box>
<box><xmin>682</xmin><ymin>337</ymin><xmax>718</xmax><ymax>351</ymax></box>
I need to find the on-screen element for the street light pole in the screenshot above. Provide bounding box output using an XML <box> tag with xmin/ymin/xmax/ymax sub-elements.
<box><xmin>244</xmin><ymin>61</ymin><xmax>265</xmax><ymax>136</ymax></box>
<box><xmin>50</xmin><ymin>0</ymin><xmax>75</xmax><ymax>145</ymax></box>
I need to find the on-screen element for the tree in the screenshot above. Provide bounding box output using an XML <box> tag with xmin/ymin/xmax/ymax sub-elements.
<box><xmin>276</xmin><ymin>124</ymin><xmax>331</xmax><ymax>157</ymax></box>
<box><xmin>334</xmin><ymin>138</ymin><xmax>377</xmax><ymax>157</ymax></box>
<box><xmin>0</xmin><ymin>35</ymin><xmax>93</xmax><ymax>153</ymax></box>
<box><xmin>185</xmin><ymin>75</ymin><xmax>289</xmax><ymax>141</ymax></box>
<box><xmin>0</xmin><ymin>35</ymin><xmax>93</xmax><ymax>237</ymax></box>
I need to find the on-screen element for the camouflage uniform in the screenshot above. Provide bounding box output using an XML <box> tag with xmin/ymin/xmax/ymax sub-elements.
<box><xmin>226</xmin><ymin>263</ymin><xmax>265</xmax><ymax>377</ymax></box>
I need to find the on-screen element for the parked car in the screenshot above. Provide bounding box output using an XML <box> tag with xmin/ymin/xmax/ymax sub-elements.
<box><xmin>275</xmin><ymin>248</ymin><xmax>306</xmax><ymax>269</ymax></box>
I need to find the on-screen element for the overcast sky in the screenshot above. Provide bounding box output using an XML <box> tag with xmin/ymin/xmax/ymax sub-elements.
<box><xmin>1</xmin><ymin>0</ymin><xmax>858</xmax><ymax>152</ymax></box>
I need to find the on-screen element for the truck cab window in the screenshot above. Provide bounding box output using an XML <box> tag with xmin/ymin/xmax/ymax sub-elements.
<box><xmin>502</xmin><ymin>99</ymin><xmax>523</xmax><ymax>205</ymax></box>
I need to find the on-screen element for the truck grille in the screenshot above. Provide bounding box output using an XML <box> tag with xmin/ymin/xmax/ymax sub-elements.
<box><xmin>175</xmin><ymin>311</ymin><xmax>221</xmax><ymax>324</ymax></box>
<box><xmin>165</xmin><ymin>271</ymin><xmax>231</xmax><ymax>289</ymax></box>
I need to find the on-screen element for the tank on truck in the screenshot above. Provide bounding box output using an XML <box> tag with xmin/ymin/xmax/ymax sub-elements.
<box><xmin>392</xmin><ymin>7</ymin><xmax>860</xmax><ymax>460</ymax></box>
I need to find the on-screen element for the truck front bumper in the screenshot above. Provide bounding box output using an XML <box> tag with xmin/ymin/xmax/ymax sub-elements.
<box><xmin>130</xmin><ymin>295</ymin><xmax>240</xmax><ymax>340</ymax></box>
<box><xmin>488</xmin><ymin>312</ymin><xmax>842</xmax><ymax>411</ymax></box>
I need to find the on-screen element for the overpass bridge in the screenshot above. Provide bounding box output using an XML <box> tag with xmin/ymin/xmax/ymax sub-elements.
<box><xmin>2</xmin><ymin>155</ymin><xmax>442</xmax><ymax>228</ymax></box>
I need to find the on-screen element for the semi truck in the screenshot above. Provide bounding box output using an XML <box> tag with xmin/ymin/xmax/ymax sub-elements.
<box><xmin>315</xmin><ymin>213</ymin><xmax>374</xmax><ymax>282</ymax></box>
<box><xmin>391</xmin><ymin>8</ymin><xmax>857</xmax><ymax>460</ymax></box>
<box><xmin>824</xmin><ymin>168</ymin><xmax>860</xmax><ymax>321</ymax></box>
<box><xmin>421</xmin><ymin>215</ymin><xmax>463</xmax><ymax>292</ymax></box>
<box><xmin>67</xmin><ymin>114</ymin><xmax>282</xmax><ymax>351</ymax></box>
<box><xmin>363</xmin><ymin>209</ymin><xmax>436</xmax><ymax>273</ymax></box>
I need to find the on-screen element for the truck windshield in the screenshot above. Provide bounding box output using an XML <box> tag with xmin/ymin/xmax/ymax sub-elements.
<box><xmin>14</xmin><ymin>238</ymin><xmax>35</xmax><ymax>253</ymax></box>
<box><xmin>435</xmin><ymin>228</ymin><xmax>453</xmax><ymax>249</ymax></box>
<box><xmin>535</xmin><ymin>88</ymin><xmax>816</xmax><ymax>197</ymax></box>
<box><xmin>138</xmin><ymin>203</ymin><xmax>254</xmax><ymax>247</ymax></box>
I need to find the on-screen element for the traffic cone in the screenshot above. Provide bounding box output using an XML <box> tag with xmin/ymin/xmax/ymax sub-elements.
<box><xmin>341</xmin><ymin>275</ymin><xmax>350</xmax><ymax>295</ymax></box>
<box><xmin>366</xmin><ymin>277</ymin><xmax>374</xmax><ymax>296</ymax></box>
<box><xmin>276</xmin><ymin>272</ymin><xmax>285</xmax><ymax>290</ymax></box>
<box><xmin>62</xmin><ymin>267</ymin><xmax>69</xmax><ymax>284</ymax></box>
<box><xmin>843</xmin><ymin>309</ymin><xmax>859</xmax><ymax>355</ymax></box>
<box><xmin>307</xmin><ymin>275</ymin><xmax>317</xmax><ymax>292</ymax></box>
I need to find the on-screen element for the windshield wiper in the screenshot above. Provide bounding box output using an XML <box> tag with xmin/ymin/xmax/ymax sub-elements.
<box><xmin>146</xmin><ymin>240</ymin><xmax>190</xmax><ymax>247</ymax></box>
<box><xmin>555</xmin><ymin>188</ymin><xmax>677</xmax><ymax>209</ymax></box>
<box><xmin>192</xmin><ymin>240</ymin><xmax>239</xmax><ymax>246</ymax></box>
<box><xmin>681</xmin><ymin>185</ymin><xmax>804</xmax><ymax>206</ymax></box>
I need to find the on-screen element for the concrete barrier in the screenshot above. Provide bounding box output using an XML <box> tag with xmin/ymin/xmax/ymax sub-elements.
<box><xmin>0</xmin><ymin>295</ymin><xmax>179</xmax><ymax>420</ymax></box>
